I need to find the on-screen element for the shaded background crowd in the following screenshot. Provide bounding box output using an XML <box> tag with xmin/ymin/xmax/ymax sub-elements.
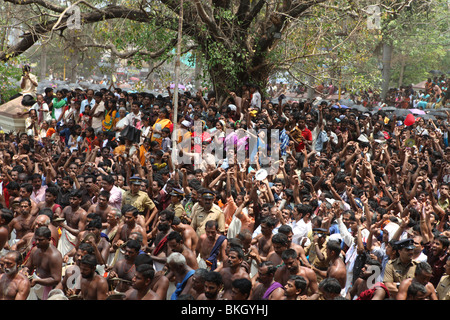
<box><xmin>0</xmin><ymin>69</ymin><xmax>449</xmax><ymax>301</ymax></box>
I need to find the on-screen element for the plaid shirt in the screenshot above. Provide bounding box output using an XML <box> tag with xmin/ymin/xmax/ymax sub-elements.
<box><xmin>280</xmin><ymin>128</ymin><xmax>290</xmax><ymax>156</ymax></box>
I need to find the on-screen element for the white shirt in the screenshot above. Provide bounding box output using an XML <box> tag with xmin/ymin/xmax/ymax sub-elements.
<box><xmin>290</xmin><ymin>218</ymin><xmax>312</xmax><ymax>246</ymax></box>
<box><xmin>251</xmin><ymin>91</ymin><xmax>261</xmax><ymax>109</ymax></box>
<box><xmin>80</xmin><ymin>98</ymin><xmax>95</xmax><ymax>114</ymax></box>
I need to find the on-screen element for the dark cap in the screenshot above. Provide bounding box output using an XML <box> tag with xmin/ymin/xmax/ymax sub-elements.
<box><xmin>395</xmin><ymin>238</ymin><xmax>415</xmax><ymax>250</ymax></box>
<box><xmin>170</xmin><ymin>188</ymin><xmax>185</xmax><ymax>197</ymax></box>
<box><xmin>202</xmin><ymin>190</ymin><xmax>215</xmax><ymax>199</ymax></box>
<box><xmin>130</xmin><ymin>176</ymin><xmax>142</xmax><ymax>185</ymax></box>
<box><xmin>313</xmin><ymin>228</ymin><xmax>328</xmax><ymax>237</ymax></box>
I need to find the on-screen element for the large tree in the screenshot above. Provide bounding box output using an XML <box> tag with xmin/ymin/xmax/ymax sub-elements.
<box><xmin>1</xmin><ymin>0</ymin><xmax>436</xmax><ymax>101</ymax></box>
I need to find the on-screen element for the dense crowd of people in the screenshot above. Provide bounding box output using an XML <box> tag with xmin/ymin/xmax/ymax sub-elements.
<box><xmin>0</xmin><ymin>65</ymin><xmax>449</xmax><ymax>301</ymax></box>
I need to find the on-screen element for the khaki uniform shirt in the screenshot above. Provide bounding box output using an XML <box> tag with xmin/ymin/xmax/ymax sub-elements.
<box><xmin>167</xmin><ymin>202</ymin><xmax>185</xmax><ymax>218</ymax></box>
<box><xmin>436</xmin><ymin>274</ymin><xmax>450</xmax><ymax>300</ymax></box>
<box><xmin>305</xmin><ymin>239</ymin><xmax>328</xmax><ymax>271</ymax></box>
<box><xmin>383</xmin><ymin>258</ymin><xmax>417</xmax><ymax>285</ymax></box>
<box><xmin>122</xmin><ymin>190</ymin><xmax>155</xmax><ymax>214</ymax></box>
<box><xmin>191</xmin><ymin>203</ymin><xmax>225</xmax><ymax>236</ymax></box>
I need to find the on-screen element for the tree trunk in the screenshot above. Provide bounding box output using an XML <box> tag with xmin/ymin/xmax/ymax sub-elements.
<box><xmin>381</xmin><ymin>41</ymin><xmax>393</xmax><ymax>102</ymax></box>
<box><xmin>398</xmin><ymin>57</ymin><xmax>406</xmax><ymax>88</ymax></box>
<box><xmin>40</xmin><ymin>43</ymin><xmax>47</xmax><ymax>80</ymax></box>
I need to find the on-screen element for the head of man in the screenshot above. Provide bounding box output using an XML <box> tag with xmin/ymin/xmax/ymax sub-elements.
<box><xmin>396</xmin><ymin>239</ymin><xmax>416</xmax><ymax>263</ymax></box>
<box><xmin>19</xmin><ymin>198</ymin><xmax>32</xmax><ymax>216</ymax></box>
<box><xmin>33</xmin><ymin>214</ymin><xmax>50</xmax><ymax>231</ymax></box>
<box><xmin>360</xmin><ymin>258</ymin><xmax>382</xmax><ymax>280</ymax></box>
<box><xmin>31</xmin><ymin>173</ymin><xmax>42</xmax><ymax>191</ymax></box>
<box><xmin>98</xmin><ymin>190</ymin><xmax>110</xmax><ymax>209</ymax></box>
<box><xmin>191</xmin><ymin>268</ymin><xmax>208</xmax><ymax>294</ymax></box>
<box><xmin>157</xmin><ymin>210</ymin><xmax>175</xmax><ymax>233</ymax></box>
<box><xmin>257</xmin><ymin>261</ymin><xmax>277</xmax><ymax>286</ymax></box>
<box><xmin>74</xmin><ymin>243</ymin><xmax>94</xmax><ymax>266</ymax></box>
<box><xmin>2</xmin><ymin>251</ymin><xmax>21</xmax><ymax>276</ymax></box>
<box><xmin>34</xmin><ymin>226</ymin><xmax>52</xmax><ymax>250</ymax></box>
<box><xmin>101</xmin><ymin>175</ymin><xmax>115</xmax><ymax>192</ymax></box>
<box><xmin>281</xmin><ymin>249</ymin><xmax>299</xmax><ymax>275</ymax></box>
<box><xmin>45</xmin><ymin>187</ymin><xmax>58</xmax><ymax>205</ymax></box>
<box><xmin>318</xmin><ymin>277</ymin><xmax>342</xmax><ymax>300</ymax></box>
<box><xmin>69</xmin><ymin>189</ymin><xmax>83</xmax><ymax>209</ymax></box>
<box><xmin>231</xmin><ymin>278</ymin><xmax>252</xmax><ymax>300</ymax></box>
<box><xmin>260</xmin><ymin>216</ymin><xmax>278</xmax><ymax>237</ymax></box>
<box><xmin>414</xmin><ymin>261</ymin><xmax>433</xmax><ymax>286</ymax></box>
<box><xmin>167</xmin><ymin>252</ymin><xmax>188</xmax><ymax>276</ymax></box>
<box><xmin>326</xmin><ymin>240</ymin><xmax>342</xmax><ymax>263</ymax></box>
<box><xmin>80</xmin><ymin>254</ymin><xmax>98</xmax><ymax>279</ymax></box>
<box><xmin>271</xmin><ymin>233</ymin><xmax>289</xmax><ymax>256</ymax></box>
<box><xmin>124</xmin><ymin>239</ymin><xmax>141</xmax><ymax>262</ymax></box>
<box><xmin>431</xmin><ymin>236</ymin><xmax>450</xmax><ymax>257</ymax></box>
<box><xmin>284</xmin><ymin>275</ymin><xmax>307</xmax><ymax>299</ymax></box>
<box><xmin>203</xmin><ymin>271</ymin><xmax>223</xmax><ymax>300</ymax></box>
<box><xmin>61</xmin><ymin>176</ymin><xmax>73</xmax><ymax>193</ymax></box>
<box><xmin>122</xmin><ymin>205</ymin><xmax>138</xmax><ymax>227</ymax></box>
<box><xmin>406</xmin><ymin>281</ymin><xmax>428</xmax><ymax>300</ymax></box>
<box><xmin>132</xmin><ymin>264</ymin><xmax>155</xmax><ymax>291</ymax></box>
<box><xmin>205</xmin><ymin>220</ymin><xmax>219</xmax><ymax>242</ymax></box>
<box><xmin>19</xmin><ymin>183</ymin><xmax>33</xmax><ymax>199</ymax></box>
<box><xmin>227</xmin><ymin>247</ymin><xmax>244</xmax><ymax>269</ymax></box>
<box><xmin>201</xmin><ymin>190</ymin><xmax>215</xmax><ymax>211</ymax></box>
<box><xmin>167</xmin><ymin>231</ymin><xmax>184</xmax><ymax>253</ymax></box>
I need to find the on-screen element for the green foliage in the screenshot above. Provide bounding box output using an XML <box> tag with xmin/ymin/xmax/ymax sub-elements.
<box><xmin>0</xmin><ymin>59</ymin><xmax>24</xmax><ymax>103</ymax></box>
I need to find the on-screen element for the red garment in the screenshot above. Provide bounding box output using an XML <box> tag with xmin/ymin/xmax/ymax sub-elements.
<box><xmin>356</xmin><ymin>282</ymin><xmax>390</xmax><ymax>300</ymax></box>
<box><xmin>295</xmin><ymin>128</ymin><xmax>312</xmax><ymax>152</ymax></box>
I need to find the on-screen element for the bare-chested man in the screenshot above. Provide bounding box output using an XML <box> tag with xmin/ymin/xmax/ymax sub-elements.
<box><xmin>148</xmin><ymin>209</ymin><xmax>174</xmax><ymax>271</ymax></box>
<box><xmin>21</xmin><ymin>226</ymin><xmax>63</xmax><ymax>300</ymax></box>
<box><xmin>250</xmin><ymin>217</ymin><xmax>278</xmax><ymax>265</ymax></box>
<box><xmin>87</xmin><ymin>190</ymin><xmax>112</xmax><ymax>229</ymax></box>
<box><xmin>18</xmin><ymin>184</ymin><xmax>39</xmax><ymax>216</ymax></box>
<box><xmin>171</xmin><ymin>216</ymin><xmax>198</xmax><ymax>252</ymax></box>
<box><xmin>167</xmin><ymin>231</ymin><xmax>198</xmax><ymax>269</ymax></box>
<box><xmin>79</xmin><ymin>254</ymin><xmax>108</xmax><ymax>300</ymax></box>
<box><xmin>108</xmin><ymin>239</ymin><xmax>140</xmax><ymax>293</ymax></box>
<box><xmin>9</xmin><ymin>198</ymin><xmax>36</xmax><ymax>242</ymax></box>
<box><xmin>274</xmin><ymin>248</ymin><xmax>319</xmax><ymax>299</ymax></box>
<box><xmin>278</xmin><ymin>224</ymin><xmax>311</xmax><ymax>267</ymax></box>
<box><xmin>195</xmin><ymin>220</ymin><xmax>228</xmax><ymax>271</ymax></box>
<box><xmin>58</xmin><ymin>190</ymin><xmax>88</xmax><ymax>258</ymax></box>
<box><xmin>316</xmin><ymin>240</ymin><xmax>347</xmax><ymax>291</ymax></box>
<box><xmin>266</xmin><ymin>232</ymin><xmax>290</xmax><ymax>267</ymax></box>
<box><xmin>0</xmin><ymin>251</ymin><xmax>30</xmax><ymax>300</ymax></box>
<box><xmin>218</xmin><ymin>246</ymin><xmax>251</xmax><ymax>300</ymax></box>
<box><xmin>396</xmin><ymin>261</ymin><xmax>438</xmax><ymax>300</ymax></box>
<box><xmin>11</xmin><ymin>214</ymin><xmax>56</xmax><ymax>260</ymax></box>
<box><xmin>167</xmin><ymin>252</ymin><xmax>195</xmax><ymax>300</ymax></box>
<box><xmin>55</xmin><ymin>242</ymin><xmax>94</xmax><ymax>297</ymax></box>
<box><xmin>124</xmin><ymin>264</ymin><xmax>160</xmax><ymax>300</ymax></box>
<box><xmin>37</xmin><ymin>187</ymin><xmax>62</xmax><ymax>218</ymax></box>
<box><xmin>0</xmin><ymin>209</ymin><xmax>13</xmax><ymax>251</ymax></box>
<box><xmin>112</xmin><ymin>205</ymin><xmax>147</xmax><ymax>251</ymax></box>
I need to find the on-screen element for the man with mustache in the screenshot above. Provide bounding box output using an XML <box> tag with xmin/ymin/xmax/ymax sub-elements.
<box><xmin>112</xmin><ymin>205</ymin><xmax>148</xmax><ymax>252</ymax></box>
<box><xmin>108</xmin><ymin>239</ymin><xmax>141</xmax><ymax>293</ymax></box>
<box><xmin>0</xmin><ymin>250</ymin><xmax>31</xmax><ymax>300</ymax></box>
<box><xmin>124</xmin><ymin>263</ymin><xmax>159</xmax><ymax>300</ymax></box>
<box><xmin>274</xmin><ymin>248</ymin><xmax>319</xmax><ymax>299</ymax></box>
<box><xmin>79</xmin><ymin>254</ymin><xmax>108</xmax><ymax>300</ymax></box>
<box><xmin>21</xmin><ymin>226</ymin><xmax>63</xmax><ymax>300</ymax></box>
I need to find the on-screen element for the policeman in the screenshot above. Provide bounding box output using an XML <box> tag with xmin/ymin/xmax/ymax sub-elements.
<box><xmin>383</xmin><ymin>238</ymin><xmax>417</xmax><ymax>299</ymax></box>
<box><xmin>122</xmin><ymin>176</ymin><xmax>158</xmax><ymax>229</ymax></box>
